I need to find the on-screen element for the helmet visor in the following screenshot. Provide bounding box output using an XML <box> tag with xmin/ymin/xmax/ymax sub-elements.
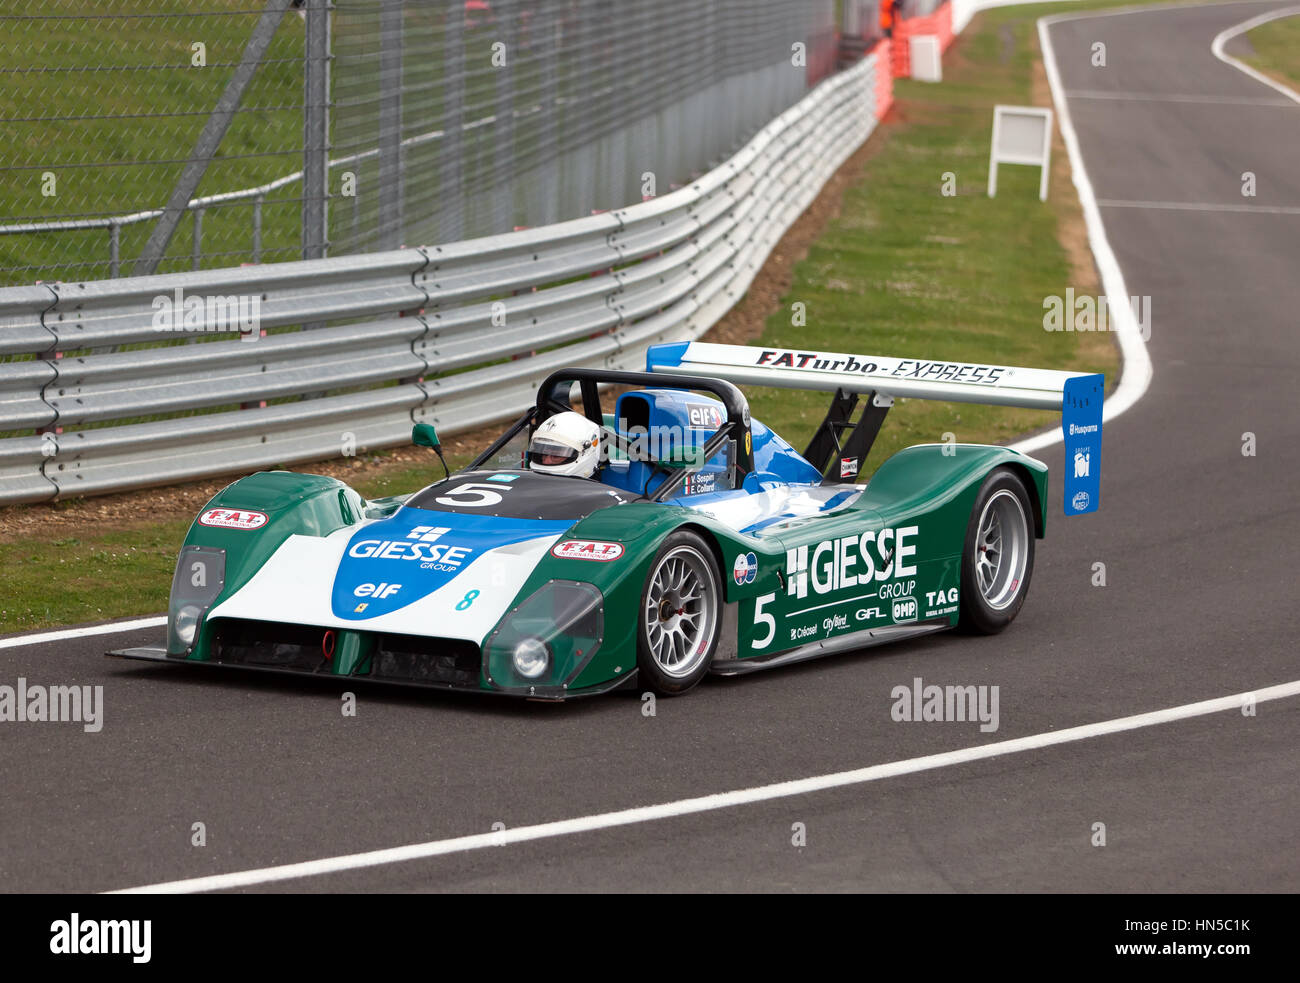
<box><xmin>527</xmin><ymin>438</ymin><xmax>579</xmax><ymax>469</ymax></box>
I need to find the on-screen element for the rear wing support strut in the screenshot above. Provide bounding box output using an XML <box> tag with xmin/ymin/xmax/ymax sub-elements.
<box><xmin>802</xmin><ymin>388</ymin><xmax>892</xmax><ymax>483</ymax></box>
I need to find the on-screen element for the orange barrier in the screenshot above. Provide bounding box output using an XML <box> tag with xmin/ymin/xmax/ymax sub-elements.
<box><xmin>871</xmin><ymin>39</ymin><xmax>895</xmax><ymax>118</ymax></box>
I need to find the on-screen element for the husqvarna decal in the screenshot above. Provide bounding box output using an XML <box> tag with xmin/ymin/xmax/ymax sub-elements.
<box><xmin>331</xmin><ymin>510</ymin><xmax>572</xmax><ymax>620</ymax></box>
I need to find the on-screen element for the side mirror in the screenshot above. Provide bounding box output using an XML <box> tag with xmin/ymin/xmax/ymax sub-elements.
<box><xmin>412</xmin><ymin>423</ymin><xmax>440</xmax><ymax>449</ymax></box>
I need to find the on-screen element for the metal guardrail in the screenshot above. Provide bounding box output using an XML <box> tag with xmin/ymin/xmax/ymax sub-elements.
<box><xmin>0</xmin><ymin>53</ymin><xmax>879</xmax><ymax>505</ymax></box>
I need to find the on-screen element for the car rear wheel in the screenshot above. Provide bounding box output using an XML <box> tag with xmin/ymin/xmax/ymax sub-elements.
<box><xmin>958</xmin><ymin>468</ymin><xmax>1035</xmax><ymax>634</ymax></box>
<box><xmin>637</xmin><ymin>531</ymin><xmax>722</xmax><ymax>695</ymax></box>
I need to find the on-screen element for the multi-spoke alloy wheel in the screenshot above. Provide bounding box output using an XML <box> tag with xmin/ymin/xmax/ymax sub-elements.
<box><xmin>637</xmin><ymin>532</ymin><xmax>721</xmax><ymax>694</ymax></box>
<box><xmin>959</xmin><ymin>468</ymin><xmax>1036</xmax><ymax>634</ymax></box>
<box><xmin>975</xmin><ymin>489</ymin><xmax>1030</xmax><ymax>610</ymax></box>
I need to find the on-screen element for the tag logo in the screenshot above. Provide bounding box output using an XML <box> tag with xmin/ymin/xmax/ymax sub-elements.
<box><xmin>198</xmin><ymin>508</ymin><xmax>268</xmax><ymax>530</ymax></box>
<box><xmin>551</xmin><ymin>540</ymin><xmax>624</xmax><ymax>561</ymax></box>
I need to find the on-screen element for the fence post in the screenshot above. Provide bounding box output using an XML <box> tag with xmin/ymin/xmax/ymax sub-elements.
<box><xmin>377</xmin><ymin>0</ymin><xmax>404</xmax><ymax>250</ymax></box>
<box><xmin>252</xmin><ymin>194</ymin><xmax>263</xmax><ymax>263</ymax></box>
<box><xmin>108</xmin><ymin>223</ymin><xmax>120</xmax><ymax>279</ymax></box>
<box><xmin>192</xmin><ymin>208</ymin><xmax>204</xmax><ymax>270</ymax></box>
<box><xmin>493</xmin><ymin>0</ymin><xmax>516</xmax><ymax>234</ymax></box>
<box><xmin>302</xmin><ymin>0</ymin><xmax>332</xmax><ymax>260</ymax></box>
<box><xmin>439</xmin><ymin>4</ymin><xmax>465</xmax><ymax>243</ymax></box>
<box><xmin>538</xmin><ymin>0</ymin><xmax>559</xmax><ymax>227</ymax></box>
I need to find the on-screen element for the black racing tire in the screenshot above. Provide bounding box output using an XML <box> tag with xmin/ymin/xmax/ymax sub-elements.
<box><xmin>958</xmin><ymin>467</ymin><xmax>1036</xmax><ymax>634</ymax></box>
<box><xmin>636</xmin><ymin>530</ymin><xmax>723</xmax><ymax>696</ymax></box>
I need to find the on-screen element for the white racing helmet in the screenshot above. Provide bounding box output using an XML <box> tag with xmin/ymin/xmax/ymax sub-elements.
<box><xmin>527</xmin><ymin>411</ymin><xmax>603</xmax><ymax>478</ymax></box>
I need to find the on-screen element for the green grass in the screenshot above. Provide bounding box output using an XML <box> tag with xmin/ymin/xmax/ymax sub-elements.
<box><xmin>0</xmin><ymin>522</ymin><xmax>193</xmax><ymax>631</ymax></box>
<box><xmin>0</xmin><ymin>2</ymin><xmax>1129</xmax><ymax>634</ymax></box>
<box><xmin>1241</xmin><ymin>12</ymin><xmax>1300</xmax><ymax>89</ymax></box>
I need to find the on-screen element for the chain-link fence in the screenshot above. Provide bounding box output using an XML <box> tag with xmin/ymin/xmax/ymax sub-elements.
<box><xmin>0</xmin><ymin>0</ymin><xmax>839</xmax><ymax>287</ymax></box>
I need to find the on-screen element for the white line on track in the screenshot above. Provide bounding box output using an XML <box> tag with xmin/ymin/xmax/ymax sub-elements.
<box><xmin>1063</xmin><ymin>89</ymin><xmax>1297</xmax><ymax>106</ymax></box>
<box><xmin>1211</xmin><ymin>5</ymin><xmax>1300</xmax><ymax>106</ymax></box>
<box><xmin>1098</xmin><ymin>199</ymin><xmax>1300</xmax><ymax>214</ymax></box>
<box><xmin>108</xmin><ymin>680</ymin><xmax>1300</xmax><ymax>893</ymax></box>
<box><xmin>0</xmin><ymin>616</ymin><xmax>166</xmax><ymax>651</ymax></box>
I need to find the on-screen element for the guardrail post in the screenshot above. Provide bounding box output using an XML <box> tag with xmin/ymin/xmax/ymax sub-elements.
<box><xmin>302</xmin><ymin>0</ymin><xmax>332</xmax><ymax>260</ymax></box>
<box><xmin>377</xmin><ymin>0</ymin><xmax>404</xmax><ymax>249</ymax></box>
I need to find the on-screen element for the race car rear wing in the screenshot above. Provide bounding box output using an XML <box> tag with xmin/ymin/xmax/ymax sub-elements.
<box><xmin>646</xmin><ymin>341</ymin><xmax>1104</xmax><ymax>514</ymax></box>
<box><xmin>647</xmin><ymin>341</ymin><xmax>1089</xmax><ymax>409</ymax></box>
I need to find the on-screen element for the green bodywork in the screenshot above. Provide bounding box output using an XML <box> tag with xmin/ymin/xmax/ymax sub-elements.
<box><xmin>165</xmin><ymin>444</ymin><xmax>1046</xmax><ymax>698</ymax></box>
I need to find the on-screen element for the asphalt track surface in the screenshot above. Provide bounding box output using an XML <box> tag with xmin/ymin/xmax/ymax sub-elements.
<box><xmin>2</xmin><ymin>1</ymin><xmax>1297</xmax><ymax>893</ymax></box>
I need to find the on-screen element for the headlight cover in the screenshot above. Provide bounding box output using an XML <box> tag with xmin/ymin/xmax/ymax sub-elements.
<box><xmin>167</xmin><ymin>545</ymin><xmax>226</xmax><ymax>655</ymax></box>
<box><xmin>486</xmin><ymin>580</ymin><xmax>603</xmax><ymax>692</ymax></box>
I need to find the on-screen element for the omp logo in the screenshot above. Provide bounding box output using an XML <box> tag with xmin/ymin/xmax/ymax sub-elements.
<box><xmin>50</xmin><ymin>913</ymin><xmax>150</xmax><ymax>963</ymax></box>
<box><xmin>198</xmin><ymin>508</ymin><xmax>267</xmax><ymax>530</ymax></box>
<box><xmin>785</xmin><ymin>526</ymin><xmax>919</xmax><ymax>599</ymax></box>
<box><xmin>892</xmin><ymin>596</ymin><xmax>918</xmax><ymax>623</ymax></box>
<box><xmin>408</xmin><ymin>525</ymin><xmax>450</xmax><ymax>542</ymax></box>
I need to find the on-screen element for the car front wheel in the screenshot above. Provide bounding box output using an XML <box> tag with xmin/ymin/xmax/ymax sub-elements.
<box><xmin>636</xmin><ymin>531</ymin><xmax>722</xmax><ymax>695</ymax></box>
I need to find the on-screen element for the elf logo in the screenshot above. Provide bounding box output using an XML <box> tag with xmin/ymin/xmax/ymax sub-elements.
<box><xmin>785</xmin><ymin>526</ymin><xmax>918</xmax><ymax>599</ymax></box>
<box><xmin>353</xmin><ymin>582</ymin><xmax>402</xmax><ymax>599</ymax></box>
<box><xmin>687</xmin><ymin>403</ymin><xmax>724</xmax><ymax>429</ymax></box>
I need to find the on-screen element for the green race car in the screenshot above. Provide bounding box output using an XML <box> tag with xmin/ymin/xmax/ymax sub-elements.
<box><xmin>109</xmin><ymin>342</ymin><xmax>1103</xmax><ymax>699</ymax></box>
